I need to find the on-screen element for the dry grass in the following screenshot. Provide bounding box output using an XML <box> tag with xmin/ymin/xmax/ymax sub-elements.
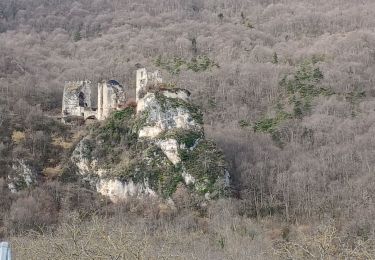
<box><xmin>11</xmin><ymin>131</ymin><xmax>25</xmax><ymax>144</ymax></box>
<box><xmin>42</xmin><ymin>166</ymin><xmax>62</xmax><ymax>179</ymax></box>
<box><xmin>11</xmin><ymin>200</ymin><xmax>273</xmax><ymax>260</ymax></box>
<box><xmin>52</xmin><ymin>137</ymin><xmax>73</xmax><ymax>149</ymax></box>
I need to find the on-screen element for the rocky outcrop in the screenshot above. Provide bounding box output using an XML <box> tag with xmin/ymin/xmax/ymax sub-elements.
<box><xmin>137</xmin><ymin>90</ymin><xmax>202</xmax><ymax>139</ymax></box>
<box><xmin>97</xmin><ymin>179</ymin><xmax>156</xmax><ymax>202</ymax></box>
<box><xmin>8</xmin><ymin>160</ymin><xmax>37</xmax><ymax>192</ymax></box>
<box><xmin>71</xmin><ymin>89</ymin><xmax>229</xmax><ymax>202</ymax></box>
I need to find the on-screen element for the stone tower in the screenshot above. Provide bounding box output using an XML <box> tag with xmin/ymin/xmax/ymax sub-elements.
<box><xmin>97</xmin><ymin>80</ymin><xmax>126</xmax><ymax>121</ymax></box>
<box><xmin>136</xmin><ymin>68</ymin><xmax>162</xmax><ymax>102</ymax></box>
<box><xmin>62</xmin><ymin>80</ymin><xmax>92</xmax><ymax>118</ymax></box>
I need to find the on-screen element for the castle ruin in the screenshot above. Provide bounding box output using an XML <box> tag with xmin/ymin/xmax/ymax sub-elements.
<box><xmin>136</xmin><ymin>68</ymin><xmax>163</xmax><ymax>102</ymax></box>
<box><xmin>62</xmin><ymin>79</ymin><xmax>126</xmax><ymax>122</ymax></box>
<box><xmin>62</xmin><ymin>68</ymin><xmax>187</xmax><ymax>122</ymax></box>
<box><xmin>135</xmin><ymin>68</ymin><xmax>191</xmax><ymax>114</ymax></box>
<box><xmin>97</xmin><ymin>80</ymin><xmax>126</xmax><ymax>120</ymax></box>
<box><xmin>62</xmin><ymin>80</ymin><xmax>92</xmax><ymax>119</ymax></box>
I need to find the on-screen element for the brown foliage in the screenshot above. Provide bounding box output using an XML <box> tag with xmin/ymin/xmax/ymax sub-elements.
<box><xmin>7</xmin><ymin>191</ymin><xmax>58</xmax><ymax>234</ymax></box>
<box><xmin>124</xmin><ymin>98</ymin><xmax>137</xmax><ymax>109</ymax></box>
<box><xmin>1</xmin><ymin>0</ymin><xmax>375</xmax><ymax>256</ymax></box>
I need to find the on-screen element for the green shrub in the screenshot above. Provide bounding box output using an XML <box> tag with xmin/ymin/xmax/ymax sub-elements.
<box><xmin>238</xmin><ymin>120</ymin><xmax>251</xmax><ymax>128</ymax></box>
<box><xmin>254</xmin><ymin>111</ymin><xmax>291</xmax><ymax>133</ymax></box>
<box><xmin>254</xmin><ymin>58</ymin><xmax>330</xmax><ymax>144</ymax></box>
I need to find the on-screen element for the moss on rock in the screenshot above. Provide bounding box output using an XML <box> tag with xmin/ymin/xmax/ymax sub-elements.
<box><xmin>71</xmin><ymin>90</ymin><xmax>229</xmax><ymax>200</ymax></box>
<box><xmin>154</xmin><ymin>92</ymin><xmax>204</xmax><ymax>125</ymax></box>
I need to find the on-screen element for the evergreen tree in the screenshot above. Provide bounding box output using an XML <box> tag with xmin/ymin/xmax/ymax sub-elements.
<box><xmin>272</xmin><ymin>52</ymin><xmax>278</xmax><ymax>64</ymax></box>
<box><xmin>73</xmin><ymin>31</ymin><xmax>82</xmax><ymax>42</ymax></box>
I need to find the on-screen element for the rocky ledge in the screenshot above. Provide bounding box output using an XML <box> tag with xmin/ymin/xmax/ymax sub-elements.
<box><xmin>71</xmin><ymin>89</ymin><xmax>230</xmax><ymax>202</ymax></box>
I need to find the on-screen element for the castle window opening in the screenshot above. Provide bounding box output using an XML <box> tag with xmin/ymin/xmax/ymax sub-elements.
<box><xmin>78</xmin><ymin>92</ymin><xmax>85</xmax><ymax>107</ymax></box>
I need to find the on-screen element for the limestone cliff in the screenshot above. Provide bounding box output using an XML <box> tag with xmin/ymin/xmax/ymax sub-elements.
<box><xmin>71</xmin><ymin>89</ymin><xmax>229</xmax><ymax>202</ymax></box>
<box><xmin>8</xmin><ymin>160</ymin><xmax>37</xmax><ymax>193</ymax></box>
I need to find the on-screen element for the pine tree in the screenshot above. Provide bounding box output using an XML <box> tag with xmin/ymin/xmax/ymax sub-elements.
<box><xmin>272</xmin><ymin>52</ymin><xmax>278</xmax><ymax>64</ymax></box>
<box><xmin>73</xmin><ymin>31</ymin><xmax>82</xmax><ymax>42</ymax></box>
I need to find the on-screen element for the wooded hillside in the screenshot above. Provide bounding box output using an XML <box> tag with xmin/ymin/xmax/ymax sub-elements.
<box><xmin>1</xmin><ymin>0</ymin><xmax>375</xmax><ymax>258</ymax></box>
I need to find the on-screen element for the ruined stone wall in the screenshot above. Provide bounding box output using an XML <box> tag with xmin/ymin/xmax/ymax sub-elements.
<box><xmin>136</xmin><ymin>68</ymin><xmax>162</xmax><ymax>102</ymax></box>
<box><xmin>97</xmin><ymin>83</ymin><xmax>103</xmax><ymax>120</ymax></box>
<box><xmin>62</xmin><ymin>80</ymin><xmax>91</xmax><ymax>117</ymax></box>
<box><xmin>97</xmin><ymin>81</ymin><xmax>126</xmax><ymax>120</ymax></box>
<box><xmin>97</xmin><ymin>82</ymin><xmax>107</xmax><ymax>121</ymax></box>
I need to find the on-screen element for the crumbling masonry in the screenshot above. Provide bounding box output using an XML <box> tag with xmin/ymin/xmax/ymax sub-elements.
<box><xmin>136</xmin><ymin>68</ymin><xmax>163</xmax><ymax>102</ymax></box>
<box><xmin>62</xmin><ymin>68</ymin><xmax>166</xmax><ymax>122</ymax></box>
<box><xmin>97</xmin><ymin>80</ymin><xmax>126</xmax><ymax>120</ymax></box>
<box><xmin>62</xmin><ymin>80</ymin><xmax>93</xmax><ymax>119</ymax></box>
<box><xmin>62</xmin><ymin>80</ymin><xmax>126</xmax><ymax>122</ymax></box>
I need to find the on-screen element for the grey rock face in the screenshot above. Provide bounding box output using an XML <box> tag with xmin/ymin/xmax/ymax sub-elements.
<box><xmin>8</xmin><ymin>160</ymin><xmax>37</xmax><ymax>192</ymax></box>
<box><xmin>137</xmin><ymin>91</ymin><xmax>202</xmax><ymax>138</ymax></box>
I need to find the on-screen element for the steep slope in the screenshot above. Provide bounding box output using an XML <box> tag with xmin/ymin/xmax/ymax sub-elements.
<box><xmin>71</xmin><ymin>89</ymin><xmax>229</xmax><ymax>202</ymax></box>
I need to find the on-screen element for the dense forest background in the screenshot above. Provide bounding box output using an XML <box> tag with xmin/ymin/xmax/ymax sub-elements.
<box><xmin>1</xmin><ymin>0</ymin><xmax>375</xmax><ymax>258</ymax></box>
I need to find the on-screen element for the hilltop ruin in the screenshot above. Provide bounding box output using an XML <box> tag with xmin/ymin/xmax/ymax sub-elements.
<box><xmin>62</xmin><ymin>68</ymin><xmax>165</xmax><ymax>123</ymax></box>
<box><xmin>62</xmin><ymin>79</ymin><xmax>127</xmax><ymax>123</ymax></box>
<box><xmin>67</xmin><ymin>68</ymin><xmax>230</xmax><ymax>202</ymax></box>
